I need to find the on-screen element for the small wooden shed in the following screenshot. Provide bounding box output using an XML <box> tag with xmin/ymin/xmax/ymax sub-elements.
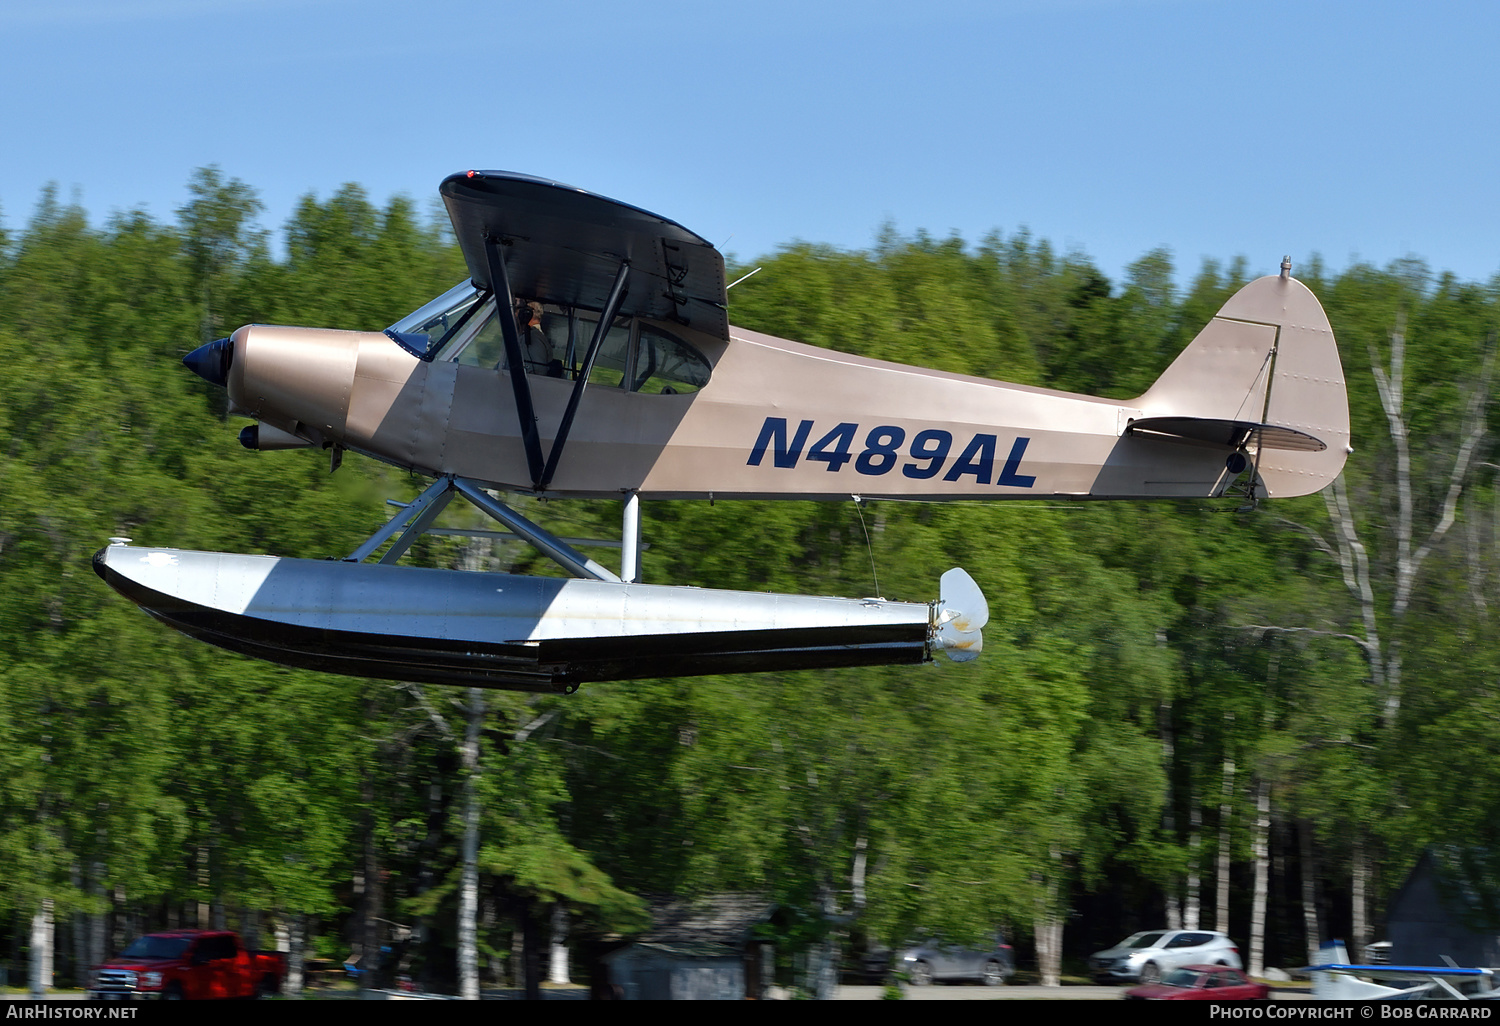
<box><xmin>602</xmin><ymin>893</ymin><xmax>775</xmax><ymax>1000</ymax></box>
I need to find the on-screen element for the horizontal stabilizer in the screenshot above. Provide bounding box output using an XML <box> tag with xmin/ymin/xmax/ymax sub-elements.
<box><xmin>1126</xmin><ymin>416</ymin><xmax>1328</xmax><ymax>452</ymax></box>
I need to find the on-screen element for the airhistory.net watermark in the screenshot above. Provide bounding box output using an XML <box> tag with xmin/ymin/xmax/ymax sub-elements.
<box><xmin>5</xmin><ymin>1007</ymin><xmax>137</xmax><ymax>1019</ymax></box>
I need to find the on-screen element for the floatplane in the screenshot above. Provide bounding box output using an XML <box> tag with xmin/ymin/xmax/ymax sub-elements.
<box><xmin>1307</xmin><ymin>940</ymin><xmax>1500</xmax><ymax>1000</ymax></box>
<box><xmin>94</xmin><ymin>171</ymin><xmax>1350</xmax><ymax>692</ymax></box>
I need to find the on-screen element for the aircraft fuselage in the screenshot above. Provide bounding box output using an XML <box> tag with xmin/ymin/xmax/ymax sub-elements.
<box><xmin>223</xmin><ymin>270</ymin><xmax>1346</xmax><ymax>503</ymax></box>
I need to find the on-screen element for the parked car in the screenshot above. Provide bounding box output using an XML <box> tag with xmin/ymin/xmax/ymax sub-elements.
<box><xmin>1124</xmin><ymin>964</ymin><xmax>1270</xmax><ymax>1000</ymax></box>
<box><xmin>87</xmin><ymin>930</ymin><xmax>284</xmax><ymax>1000</ymax></box>
<box><xmin>858</xmin><ymin>944</ymin><xmax>895</xmax><ymax>983</ymax></box>
<box><xmin>1089</xmin><ymin>930</ymin><xmax>1242</xmax><ymax>984</ymax></box>
<box><xmin>888</xmin><ymin>934</ymin><xmax>1015</xmax><ymax>986</ymax></box>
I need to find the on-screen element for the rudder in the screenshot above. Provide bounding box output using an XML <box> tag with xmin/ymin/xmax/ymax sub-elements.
<box><xmin>1134</xmin><ymin>269</ymin><xmax>1349</xmax><ymax>498</ymax></box>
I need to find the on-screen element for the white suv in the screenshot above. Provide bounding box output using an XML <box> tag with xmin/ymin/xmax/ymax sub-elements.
<box><xmin>1089</xmin><ymin>930</ymin><xmax>1242</xmax><ymax>984</ymax></box>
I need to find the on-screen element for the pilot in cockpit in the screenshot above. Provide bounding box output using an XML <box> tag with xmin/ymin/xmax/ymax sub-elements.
<box><xmin>516</xmin><ymin>301</ymin><xmax>563</xmax><ymax>377</ymax></box>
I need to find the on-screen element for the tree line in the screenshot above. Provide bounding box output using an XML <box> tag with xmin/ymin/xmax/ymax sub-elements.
<box><xmin>0</xmin><ymin>168</ymin><xmax>1496</xmax><ymax>995</ymax></box>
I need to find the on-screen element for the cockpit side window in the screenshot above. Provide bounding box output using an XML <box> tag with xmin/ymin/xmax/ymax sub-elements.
<box><xmin>561</xmin><ymin>309</ymin><xmax>632</xmax><ymax>388</ymax></box>
<box><xmin>453</xmin><ymin>309</ymin><xmax>507</xmax><ymax>369</ymax></box>
<box><xmin>389</xmin><ymin>284</ymin><xmax>711</xmax><ymax>394</ymax></box>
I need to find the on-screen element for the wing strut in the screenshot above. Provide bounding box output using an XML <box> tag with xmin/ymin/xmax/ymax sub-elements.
<box><xmin>485</xmin><ymin>234</ymin><xmax>633</xmax><ymax>493</ymax></box>
<box><xmin>483</xmin><ymin>235</ymin><xmax>547</xmax><ymax>487</ymax></box>
<box><xmin>538</xmin><ymin>260</ymin><xmax>631</xmax><ymax>491</ymax></box>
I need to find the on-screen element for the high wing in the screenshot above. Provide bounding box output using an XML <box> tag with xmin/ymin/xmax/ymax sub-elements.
<box><xmin>1307</xmin><ymin>963</ymin><xmax>1495</xmax><ymax>980</ymax></box>
<box><xmin>440</xmin><ymin>170</ymin><xmax>729</xmax><ymax>342</ymax></box>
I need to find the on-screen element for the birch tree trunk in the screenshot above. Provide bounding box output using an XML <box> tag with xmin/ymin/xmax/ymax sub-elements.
<box><xmin>1185</xmin><ymin>798</ymin><xmax>1202</xmax><ymax>930</ymax></box>
<box><xmin>1033</xmin><ymin>911</ymin><xmax>1062</xmax><ymax>988</ymax></box>
<box><xmin>483</xmin><ymin>896</ymin><xmax>502</xmax><ymax>987</ymax></box>
<box><xmin>1159</xmin><ymin>699</ymin><xmax>1181</xmax><ymax>930</ymax></box>
<box><xmin>71</xmin><ymin>864</ymin><xmax>85</xmax><ymax>990</ymax></box>
<box><xmin>1217</xmin><ymin>733</ymin><xmax>1234</xmax><ymax>933</ymax></box>
<box><xmin>815</xmin><ymin>888</ymin><xmax>840</xmax><ymax>1000</ymax></box>
<box><xmin>1033</xmin><ymin>857</ymin><xmax>1063</xmax><ymax>988</ymax></box>
<box><xmin>89</xmin><ymin>868</ymin><xmax>105</xmax><ymax>971</ymax></box>
<box><xmin>197</xmin><ymin>844</ymin><xmax>210</xmax><ymax>927</ymax></box>
<box><xmin>548</xmin><ymin>905</ymin><xmax>570</xmax><ymax>984</ymax></box>
<box><xmin>1351</xmin><ymin>837</ymin><xmax>1369</xmax><ymax>964</ymax></box>
<box><xmin>29</xmin><ymin>899</ymin><xmax>53</xmax><ymax>998</ymax></box>
<box><xmin>511</xmin><ymin>926</ymin><xmax>524</xmax><ymax>989</ymax></box>
<box><xmin>1299</xmin><ymin>820</ymin><xmax>1321</xmax><ymax>965</ymax></box>
<box><xmin>112</xmin><ymin>888</ymin><xmax>130</xmax><ymax>958</ymax></box>
<box><xmin>285</xmin><ymin>914</ymin><xmax>305</xmax><ymax>998</ymax></box>
<box><xmin>851</xmin><ymin>835</ymin><xmax>868</xmax><ymax>914</ymax></box>
<box><xmin>459</xmin><ymin>687</ymin><xmax>484</xmax><ymax>1001</ymax></box>
<box><xmin>1320</xmin><ymin>318</ymin><xmax>1492</xmax><ymax>725</ymax></box>
<box><xmin>1248</xmin><ymin>778</ymin><xmax>1269</xmax><ymax>976</ymax></box>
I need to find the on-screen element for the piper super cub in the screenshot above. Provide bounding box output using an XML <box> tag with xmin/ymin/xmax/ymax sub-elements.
<box><xmin>94</xmin><ymin>170</ymin><xmax>1350</xmax><ymax>692</ymax></box>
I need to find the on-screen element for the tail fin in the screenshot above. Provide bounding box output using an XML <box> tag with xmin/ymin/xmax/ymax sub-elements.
<box><xmin>1133</xmin><ymin>269</ymin><xmax>1350</xmax><ymax>498</ymax></box>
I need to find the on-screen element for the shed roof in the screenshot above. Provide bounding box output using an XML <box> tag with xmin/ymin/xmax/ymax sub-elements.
<box><xmin>634</xmin><ymin>892</ymin><xmax>775</xmax><ymax>947</ymax></box>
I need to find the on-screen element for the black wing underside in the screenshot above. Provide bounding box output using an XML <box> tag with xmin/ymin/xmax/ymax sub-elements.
<box><xmin>440</xmin><ymin>170</ymin><xmax>729</xmax><ymax>342</ymax></box>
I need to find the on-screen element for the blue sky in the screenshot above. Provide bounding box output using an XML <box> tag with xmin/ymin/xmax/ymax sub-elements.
<box><xmin>3</xmin><ymin>0</ymin><xmax>1496</xmax><ymax>290</ymax></box>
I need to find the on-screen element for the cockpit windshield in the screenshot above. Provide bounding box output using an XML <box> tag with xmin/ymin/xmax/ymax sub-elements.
<box><xmin>385</xmin><ymin>281</ymin><xmax>487</xmax><ymax>358</ymax></box>
<box><xmin>385</xmin><ymin>282</ymin><xmax>712</xmax><ymax>395</ymax></box>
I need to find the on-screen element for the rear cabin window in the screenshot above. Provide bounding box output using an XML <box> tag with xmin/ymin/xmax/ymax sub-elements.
<box><xmin>632</xmin><ymin>327</ymin><xmax>711</xmax><ymax>394</ymax></box>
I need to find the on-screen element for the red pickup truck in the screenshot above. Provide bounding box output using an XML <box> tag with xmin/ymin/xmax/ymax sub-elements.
<box><xmin>88</xmin><ymin>929</ymin><xmax>284</xmax><ymax>1000</ymax></box>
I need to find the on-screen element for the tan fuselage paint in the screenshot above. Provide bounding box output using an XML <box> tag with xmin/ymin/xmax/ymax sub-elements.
<box><xmin>226</xmin><ymin>274</ymin><xmax>1348</xmax><ymax>501</ymax></box>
